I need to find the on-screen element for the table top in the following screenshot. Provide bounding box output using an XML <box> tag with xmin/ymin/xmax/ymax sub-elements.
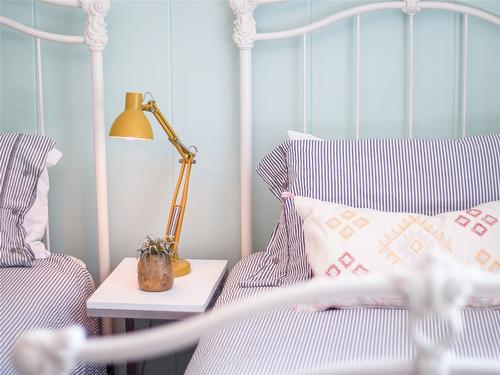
<box><xmin>87</xmin><ymin>258</ymin><xmax>228</xmax><ymax>319</ymax></box>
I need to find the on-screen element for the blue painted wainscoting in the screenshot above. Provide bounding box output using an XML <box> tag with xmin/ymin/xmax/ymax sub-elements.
<box><xmin>1</xmin><ymin>1</ymin><xmax>499</xmax><ymax>373</ymax></box>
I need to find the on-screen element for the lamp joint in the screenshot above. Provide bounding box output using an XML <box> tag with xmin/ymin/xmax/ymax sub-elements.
<box><xmin>143</xmin><ymin>101</ymin><xmax>157</xmax><ymax>113</ymax></box>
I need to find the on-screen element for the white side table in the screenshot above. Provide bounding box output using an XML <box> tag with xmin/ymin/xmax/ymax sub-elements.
<box><xmin>87</xmin><ymin>258</ymin><xmax>228</xmax><ymax>374</ymax></box>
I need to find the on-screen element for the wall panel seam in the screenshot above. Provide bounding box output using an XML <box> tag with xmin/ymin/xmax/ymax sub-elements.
<box><xmin>31</xmin><ymin>0</ymin><xmax>37</xmax><ymax>135</ymax></box>
<box><xmin>168</xmin><ymin>0</ymin><xmax>175</xmax><ymax>190</ymax></box>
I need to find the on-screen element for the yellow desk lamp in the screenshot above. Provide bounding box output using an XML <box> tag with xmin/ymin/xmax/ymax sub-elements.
<box><xmin>110</xmin><ymin>92</ymin><xmax>196</xmax><ymax>277</ymax></box>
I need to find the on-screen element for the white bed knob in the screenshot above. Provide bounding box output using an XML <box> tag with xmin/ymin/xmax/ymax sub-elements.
<box><xmin>12</xmin><ymin>326</ymin><xmax>85</xmax><ymax>375</ymax></box>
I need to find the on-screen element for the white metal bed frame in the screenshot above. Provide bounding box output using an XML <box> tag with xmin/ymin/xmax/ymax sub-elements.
<box><xmin>6</xmin><ymin>1</ymin><xmax>500</xmax><ymax>374</ymax></box>
<box><xmin>11</xmin><ymin>252</ymin><xmax>500</xmax><ymax>375</ymax></box>
<box><xmin>232</xmin><ymin>0</ymin><xmax>500</xmax><ymax>259</ymax></box>
<box><xmin>0</xmin><ymin>0</ymin><xmax>111</xmax><ymax>284</ymax></box>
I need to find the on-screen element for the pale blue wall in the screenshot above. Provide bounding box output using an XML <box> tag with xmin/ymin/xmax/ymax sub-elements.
<box><xmin>1</xmin><ymin>0</ymin><xmax>500</xmax><ymax>284</ymax></box>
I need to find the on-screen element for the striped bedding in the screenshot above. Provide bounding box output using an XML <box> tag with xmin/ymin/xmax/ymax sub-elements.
<box><xmin>186</xmin><ymin>252</ymin><xmax>500</xmax><ymax>375</ymax></box>
<box><xmin>0</xmin><ymin>133</ymin><xmax>55</xmax><ymax>267</ymax></box>
<box><xmin>245</xmin><ymin>135</ymin><xmax>500</xmax><ymax>287</ymax></box>
<box><xmin>0</xmin><ymin>254</ymin><xmax>105</xmax><ymax>375</ymax></box>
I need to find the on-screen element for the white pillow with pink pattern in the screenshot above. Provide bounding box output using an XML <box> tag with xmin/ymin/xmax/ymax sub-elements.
<box><xmin>294</xmin><ymin>195</ymin><xmax>500</xmax><ymax>309</ymax></box>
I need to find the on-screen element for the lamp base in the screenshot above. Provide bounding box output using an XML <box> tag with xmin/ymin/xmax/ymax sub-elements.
<box><xmin>173</xmin><ymin>258</ymin><xmax>191</xmax><ymax>277</ymax></box>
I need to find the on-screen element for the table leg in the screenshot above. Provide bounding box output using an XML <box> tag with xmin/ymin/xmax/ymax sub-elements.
<box><xmin>125</xmin><ymin>318</ymin><xmax>136</xmax><ymax>375</ymax></box>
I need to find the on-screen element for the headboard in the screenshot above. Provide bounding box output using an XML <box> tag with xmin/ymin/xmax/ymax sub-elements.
<box><xmin>229</xmin><ymin>0</ymin><xmax>500</xmax><ymax>258</ymax></box>
<box><xmin>0</xmin><ymin>0</ymin><xmax>111</xmax><ymax>283</ymax></box>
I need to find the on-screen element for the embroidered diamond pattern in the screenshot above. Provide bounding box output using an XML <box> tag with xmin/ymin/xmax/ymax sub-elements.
<box><xmin>475</xmin><ymin>249</ymin><xmax>491</xmax><ymax>266</ymax></box>
<box><xmin>409</xmin><ymin>240</ymin><xmax>423</xmax><ymax>254</ymax></box>
<box><xmin>326</xmin><ymin>217</ymin><xmax>341</xmax><ymax>230</ymax></box>
<box><xmin>339</xmin><ymin>225</ymin><xmax>355</xmax><ymax>239</ymax></box>
<box><xmin>474</xmin><ymin>249</ymin><xmax>500</xmax><ymax>274</ymax></box>
<box><xmin>338</xmin><ymin>251</ymin><xmax>355</xmax><ymax>268</ymax></box>
<box><xmin>489</xmin><ymin>261</ymin><xmax>500</xmax><ymax>273</ymax></box>
<box><xmin>482</xmin><ymin>215</ymin><xmax>498</xmax><ymax>227</ymax></box>
<box><xmin>455</xmin><ymin>209</ymin><xmax>498</xmax><ymax>237</ymax></box>
<box><xmin>353</xmin><ymin>217</ymin><xmax>369</xmax><ymax>229</ymax></box>
<box><xmin>466</xmin><ymin>209</ymin><xmax>482</xmax><ymax>217</ymax></box>
<box><xmin>455</xmin><ymin>215</ymin><xmax>470</xmax><ymax>227</ymax></box>
<box><xmin>471</xmin><ymin>223</ymin><xmax>488</xmax><ymax>237</ymax></box>
<box><xmin>326</xmin><ymin>210</ymin><xmax>369</xmax><ymax>239</ymax></box>
<box><xmin>325</xmin><ymin>264</ymin><xmax>341</xmax><ymax>278</ymax></box>
<box><xmin>340</xmin><ymin>210</ymin><xmax>356</xmax><ymax>220</ymax></box>
<box><xmin>380</xmin><ymin>215</ymin><xmax>450</xmax><ymax>268</ymax></box>
<box><xmin>352</xmin><ymin>264</ymin><xmax>369</xmax><ymax>276</ymax></box>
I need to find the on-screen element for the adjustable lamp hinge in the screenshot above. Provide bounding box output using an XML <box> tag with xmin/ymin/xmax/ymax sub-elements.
<box><xmin>143</xmin><ymin>100</ymin><xmax>197</xmax><ymax>161</ymax></box>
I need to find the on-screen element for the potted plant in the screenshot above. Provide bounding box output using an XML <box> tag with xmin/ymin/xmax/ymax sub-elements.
<box><xmin>137</xmin><ymin>235</ymin><xmax>174</xmax><ymax>292</ymax></box>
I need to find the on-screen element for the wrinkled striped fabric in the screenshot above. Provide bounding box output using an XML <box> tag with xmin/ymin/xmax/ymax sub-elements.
<box><xmin>187</xmin><ymin>252</ymin><xmax>500</xmax><ymax>375</ymax></box>
<box><xmin>0</xmin><ymin>254</ymin><xmax>105</xmax><ymax>375</ymax></box>
<box><xmin>244</xmin><ymin>135</ymin><xmax>500</xmax><ymax>287</ymax></box>
<box><xmin>0</xmin><ymin>133</ymin><xmax>55</xmax><ymax>267</ymax></box>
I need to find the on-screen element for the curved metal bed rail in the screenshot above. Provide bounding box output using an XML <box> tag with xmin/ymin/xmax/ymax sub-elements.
<box><xmin>255</xmin><ymin>1</ymin><xmax>500</xmax><ymax>41</ymax></box>
<box><xmin>39</xmin><ymin>0</ymin><xmax>81</xmax><ymax>7</ymax></box>
<box><xmin>0</xmin><ymin>16</ymin><xmax>84</xmax><ymax>43</ymax></box>
<box><xmin>0</xmin><ymin>0</ymin><xmax>111</xmax><ymax>286</ymax></box>
<box><xmin>11</xmin><ymin>253</ymin><xmax>500</xmax><ymax>375</ymax></box>
<box><xmin>230</xmin><ymin>0</ymin><xmax>500</xmax><ymax>258</ymax></box>
<box><xmin>1</xmin><ymin>0</ymin><xmax>112</xmax><ymax>335</ymax></box>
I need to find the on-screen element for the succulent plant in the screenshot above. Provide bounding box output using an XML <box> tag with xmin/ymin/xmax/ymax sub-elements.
<box><xmin>137</xmin><ymin>235</ymin><xmax>174</xmax><ymax>259</ymax></box>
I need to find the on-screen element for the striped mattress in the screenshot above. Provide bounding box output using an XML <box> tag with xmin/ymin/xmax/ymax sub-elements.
<box><xmin>186</xmin><ymin>252</ymin><xmax>500</xmax><ymax>374</ymax></box>
<box><xmin>0</xmin><ymin>254</ymin><xmax>105</xmax><ymax>375</ymax></box>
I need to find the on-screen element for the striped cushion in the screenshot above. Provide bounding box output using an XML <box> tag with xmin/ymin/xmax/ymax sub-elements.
<box><xmin>0</xmin><ymin>133</ymin><xmax>55</xmax><ymax>267</ymax></box>
<box><xmin>243</xmin><ymin>134</ymin><xmax>500</xmax><ymax>287</ymax></box>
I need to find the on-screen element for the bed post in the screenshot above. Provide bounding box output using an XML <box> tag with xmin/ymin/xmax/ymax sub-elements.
<box><xmin>81</xmin><ymin>0</ymin><xmax>111</xmax><ymax>335</ymax></box>
<box><xmin>81</xmin><ymin>0</ymin><xmax>110</xmax><ymax>283</ymax></box>
<box><xmin>229</xmin><ymin>0</ymin><xmax>257</xmax><ymax>258</ymax></box>
<box><xmin>81</xmin><ymin>0</ymin><xmax>111</xmax><ymax>285</ymax></box>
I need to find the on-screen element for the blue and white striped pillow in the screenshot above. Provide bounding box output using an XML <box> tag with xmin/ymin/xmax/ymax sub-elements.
<box><xmin>0</xmin><ymin>133</ymin><xmax>56</xmax><ymax>267</ymax></box>
<box><xmin>242</xmin><ymin>134</ymin><xmax>500</xmax><ymax>287</ymax></box>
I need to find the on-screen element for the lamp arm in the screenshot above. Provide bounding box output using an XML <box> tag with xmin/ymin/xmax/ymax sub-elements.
<box><xmin>143</xmin><ymin>101</ymin><xmax>196</xmax><ymax>162</ymax></box>
<box><xmin>142</xmin><ymin>99</ymin><xmax>194</xmax><ymax>276</ymax></box>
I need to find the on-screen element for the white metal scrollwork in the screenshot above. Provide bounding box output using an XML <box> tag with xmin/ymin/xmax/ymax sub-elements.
<box><xmin>229</xmin><ymin>0</ymin><xmax>257</xmax><ymax>49</ymax></box>
<box><xmin>12</xmin><ymin>251</ymin><xmax>500</xmax><ymax>375</ymax></box>
<box><xmin>403</xmin><ymin>0</ymin><xmax>421</xmax><ymax>16</ymax></box>
<box><xmin>80</xmin><ymin>0</ymin><xmax>110</xmax><ymax>51</ymax></box>
<box><xmin>12</xmin><ymin>327</ymin><xmax>85</xmax><ymax>375</ymax></box>
<box><xmin>395</xmin><ymin>251</ymin><xmax>475</xmax><ymax>375</ymax></box>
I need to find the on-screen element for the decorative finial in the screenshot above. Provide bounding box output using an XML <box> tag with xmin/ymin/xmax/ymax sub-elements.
<box><xmin>402</xmin><ymin>0</ymin><xmax>420</xmax><ymax>16</ymax></box>
<box><xmin>12</xmin><ymin>326</ymin><xmax>85</xmax><ymax>375</ymax></box>
<box><xmin>229</xmin><ymin>0</ymin><xmax>257</xmax><ymax>49</ymax></box>
<box><xmin>394</xmin><ymin>250</ymin><xmax>474</xmax><ymax>375</ymax></box>
<box><xmin>80</xmin><ymin>0</ymin><xmax>110</xmax><ymax>51</ymax></box>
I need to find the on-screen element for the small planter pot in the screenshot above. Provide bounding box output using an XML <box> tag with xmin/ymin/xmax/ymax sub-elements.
<box><xmin>137</xmin><ymin>254</ymin><xmax>174</xmax><ymax>292</ymax></box>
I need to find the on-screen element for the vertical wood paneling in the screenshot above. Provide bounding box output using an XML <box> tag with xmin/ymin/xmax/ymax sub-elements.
<box><xmin>467</xmin><ymin>4</ymin><xmax>500</xmax><ymax>135</ymax></box>
<box><xmin>413</xmin><ymin>9</ymin><xmax>458</xmax><ymax>138</ymax></box>
<box><xmin>461</xmin><ymin>14</ymin><xmax>469</xmax><ymax>138</ymax></box>
<box><xmin>355</xmin><ymin>13</ymin><xmax>360</xmax><ymax>139</ymax></box>
<box><xmin>302</xmin><ymin>33</ymin><xmax>309</xmax><ymax>133</ymax></box>
<box><xmin>0</xmin><ymin>0</ymin><xmax>37</xmax><ymax>134</ymax></box>
<box><xmin>169</xmin><ymin>0</ymin><xmax>240</xmax><ymax>261</ymax></box>
<box><xmin>1</xmin><ymin>0</ymin><xmax>499</xmax><ymax>285</ymax></box>
<box><xmin>407</xmin><ymin>14</ymin><xmax>414</xmax><ymax>138</ymax></box>
<box><xmin>253</xmin><ymin>0</ymin><xmax>311</xmax><ymax>251</ymax></box>
<box><xmin>34</xmin><ymin>37</ymin><xmax>45</xmax><ymax>136</ymax></box>
<box><xmin>310</xmin><ymin>1</ymin><xmax>355</xmax><ymax>139</ymax></box>
<box><xmin>1</xmin><ymin>1</ymin><xmax>500</xmax><ymax>373</ymax></box>
<box><xmin>104</xmin><ymin>1</ymin><xmax>174</xmax><ymax>275</ymax></box>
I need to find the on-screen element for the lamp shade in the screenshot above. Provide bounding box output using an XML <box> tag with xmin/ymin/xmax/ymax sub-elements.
<box><xmin>109</xmin><ymin>92</ymin><xmax>153</xmax><ymax>140</ymax></box>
